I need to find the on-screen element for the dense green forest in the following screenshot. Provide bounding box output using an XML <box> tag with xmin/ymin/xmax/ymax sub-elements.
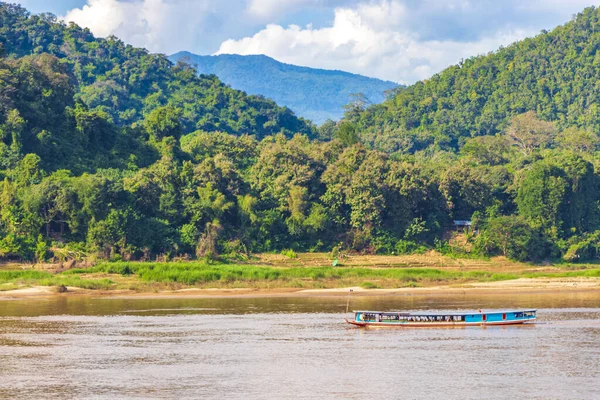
<box><xmin>348</xmin><ymin>6</ymin><xmax>600</xmax><ymax>154</ymax></box>
<box><xmin>169</xmin><ymin>52</ymin><xmax>399</xmax><ymax>124</ymax></box>
<box><xmin>2</xmin><ymin>2</ymin><xmax>600</xmax><ymax>264</ymax></box>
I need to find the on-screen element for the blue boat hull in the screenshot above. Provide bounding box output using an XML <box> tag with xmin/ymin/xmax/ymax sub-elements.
<box><xmin>346</xmin><ymin>309</ymin><xmax>537</xmax><ymax>328</ymax></box>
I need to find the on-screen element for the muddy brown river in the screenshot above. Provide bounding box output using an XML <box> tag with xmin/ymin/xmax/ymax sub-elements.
<box><xmin>1</xmin><ymin>291</ymin><xmax>599</xmax><ymax>399</ymax></box>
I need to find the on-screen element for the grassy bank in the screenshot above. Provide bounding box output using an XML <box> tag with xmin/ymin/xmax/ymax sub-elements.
<box><xmin>1</xmin><ymin>253</ymin><xmax>600</xmax><ymax>293</ymax></box>
<box><xmin>0</xmin><ymin>270</ymin><xmax>114</xmax><ymax>291</ymax></box>
<box><xmin>64</xmin><ymin>261</ymin><xmax>522</xmax><ymax>289</ymax></box>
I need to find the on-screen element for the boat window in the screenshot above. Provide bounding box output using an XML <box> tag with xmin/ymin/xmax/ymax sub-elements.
<box><xmin>514</xmin><ymin>312</ymin><xmax>524</xmax><ymax>318</ymax></box>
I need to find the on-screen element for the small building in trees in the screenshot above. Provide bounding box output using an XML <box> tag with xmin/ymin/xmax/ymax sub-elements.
<box><xmin>453</xmin><ymin>220</ymin><xmax>473</xmax><ymax>233</ymax></box>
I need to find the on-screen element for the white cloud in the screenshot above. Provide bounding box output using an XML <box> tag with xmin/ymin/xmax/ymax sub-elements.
<box><xmin>217</xmin><ymin>2</ymin><xmax>531</xmax><ymax>83</ymax></box>
<box><xmin>61</xmin><ymin>0</ymin><xmax>600</xmax><ymax>83</ymax></box>
<box><xmin>62</xmin><ymin>0</ymin><xmax>247</xmax><ymax>55</ymax></box>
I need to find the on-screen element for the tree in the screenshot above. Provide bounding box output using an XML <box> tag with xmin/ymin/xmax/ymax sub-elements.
<box><xmin>505</xmin><ymin>111</ymin><xmax>556</xmax><ymax>155</ymax></box>
<box><xmin>317</xmin><ymin>119</ymin><xmax>337</xmax><ymax>141</ymax></box>
<box><xmin>461</xmin><ymin>135</ymin><xmax>512</xmax><ymax>165</ymax></box>
<box><xmin>475</xmin><ymin>215</ymin><xmax>547</xmax><ymax>261</ymax></box>
<box><xmin>0</xmin><ymin>109</ymin><xmax>25</xmax><ymax>168</ymax></box>
<box><xmin>73</xmin><ymin>104</ymin><xmax>117</xmax><ymax>150</ymax></box>
<box><xmin>555</xmin><ymin>127</ymin><xmax>599</xmax><ymax>153</ymax></box>
<box><xmin>143</xmin><ymin>105</ymin><xmax>183</xmax><ymax>141</ymax></box>
<box><xmin>348</xmin><ymin>151</ymin><xmax>389</xmax><ymax>236</ymax></box>
<box><xmin>343</xmin><ymin>92</ymin><xmax>370</xmax><ymax>120</ymax></box>
<box><xmin>516</xmin><ymin>161</ymin><xmax>566</xmax><ymax>236</ymax></box>
<box><xmin>336</xmin><ymin>122</ymin><xmax>360</xmax><ymax>147</ymax></box>
<box><xmin>196</xmin><ymin>220</ymin><xmax>222</xmax><ymax>259</ymax></box>
<box><xmin>517</xmin><ymin>155</ymin><xmax>600</xmax><ymax>238</ymax></box>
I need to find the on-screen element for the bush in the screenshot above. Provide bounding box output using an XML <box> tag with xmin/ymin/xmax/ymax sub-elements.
<box><xmin>281</xmin><ymin>249</ymin><xmax>297</xmax><ymax>259</ymax></box>
<box><xmin>563</xmin><ymin>231</ymin><xmax>600</xmax><ymax>262</ymax></box>
<box><xmin>395</xmin><ymin>240</ymin><xmax>428</xmax><ymax>255</ymax></box>
<box><xmin>221</xmin><ymin>240</ymin><xmax>249</xmax><ymax>261</ymax></box>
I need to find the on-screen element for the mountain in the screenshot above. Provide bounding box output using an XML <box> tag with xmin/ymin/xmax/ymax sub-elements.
<box><xmin>169</xmin><ymin>52</ymin><xmax>399</xmax><ymax>124</ymax></box>
<box><xmin>348</xmin><ymin>6</ymin><xmax>600</xmax><ymax>154</ymax></box>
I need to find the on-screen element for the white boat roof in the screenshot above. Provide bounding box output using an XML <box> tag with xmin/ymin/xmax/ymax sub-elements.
<box><xmin>353</xmin><ymin>309</ymin><xmax>536</xmax><ymax>316</ymax></box>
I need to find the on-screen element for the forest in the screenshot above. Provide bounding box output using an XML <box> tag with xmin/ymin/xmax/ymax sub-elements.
<box><xmin>2</xmin><ymin>2</ymin><xmax>600</xmax><ymax>264</ymax></box>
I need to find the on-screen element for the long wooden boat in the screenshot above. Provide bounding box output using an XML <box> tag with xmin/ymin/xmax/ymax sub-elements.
<box><xmin>346</xmin><ymin>309</ymin><xmax>537</xmax><ymax>327</ymax></box>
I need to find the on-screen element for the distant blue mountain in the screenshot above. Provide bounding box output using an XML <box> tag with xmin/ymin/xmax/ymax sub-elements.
<box><xmin>169</xmin><ymin>52</ymin><xmax>400</xmax><ymax>125</ymax></box>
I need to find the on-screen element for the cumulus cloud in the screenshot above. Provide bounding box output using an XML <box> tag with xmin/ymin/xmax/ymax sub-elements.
<box><xmin>218</xmin><ymin>2</ymin><xmax>532</xmax><ymax>83</ymax></box>
<box><xmin>62</xmin><ymin>0</ymin><xmax>249</xmax><ymax>55</ymax></box>
<box><xmin>61</xmin><ymin>0</ymin><xmax>600</xmax><ymax>82</ymax></box>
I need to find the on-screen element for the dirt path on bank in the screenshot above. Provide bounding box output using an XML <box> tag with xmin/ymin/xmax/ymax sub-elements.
<box><xmin>1</xmin><ymin>277</ymin><xmax>598</xmax><ymax>300</ymax></box>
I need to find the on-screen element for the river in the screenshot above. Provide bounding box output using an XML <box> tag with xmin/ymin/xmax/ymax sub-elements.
<box><xmin>1</xmin><ymin>291</ymin><xmax>599</xmax><ymax>399</ymax></box>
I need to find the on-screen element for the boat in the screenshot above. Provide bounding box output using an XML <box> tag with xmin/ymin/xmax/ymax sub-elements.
<box><xmin>345</xmin><ymin>309</ymin><xmax>537</xmax><ymax>327</ymax></box>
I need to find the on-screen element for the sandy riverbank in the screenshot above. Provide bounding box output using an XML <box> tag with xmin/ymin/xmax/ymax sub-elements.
<box><xmin>1</xmin><ymin>277</ymin><xmax>598</xmax><ymax>300</ymax></box>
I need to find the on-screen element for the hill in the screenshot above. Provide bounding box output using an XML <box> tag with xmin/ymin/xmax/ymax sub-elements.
<box><xmin>170</xmin><ymin>52</ymin><xmax>399</xmax><ymax>124</ymax></box>
<box><xmin>3</xmin><ymin>2</ymin><xmax>600</xmax><ymax>267</ymax></box>
<box><xmin>0</xmin><ymin>3</ymin><xmax>314</xmax><ymax>173</ymax></box>
<box><xmin>348</xmin><ymin>6</ymin><xmax>600</xmax><ymax>154</ymax></box>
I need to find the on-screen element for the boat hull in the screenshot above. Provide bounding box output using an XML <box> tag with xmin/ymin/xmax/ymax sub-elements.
<box><xmin>346</xmin><ymin>309</ymin><xmax>537</xmax><ymax>328</ymax></box>
<box><xmin>345</xmin><ymin>318</ymin><xmax>535</xmax><ymax>328</ymax></box>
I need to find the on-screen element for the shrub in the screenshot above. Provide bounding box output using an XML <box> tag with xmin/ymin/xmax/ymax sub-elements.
<box><xmin>395</xmin><ymin>240</ymin><xmax>427</xmax><ymax>255</ymax></box>
<box><xmin>281</xmin><ymin>249</ymin><xmax>297</xmax><ymax>259</ymax></box>
<box><xmin>563</xmin><ymin>231</ymin><xmax>600</xmax><ymax>262</ymax></box>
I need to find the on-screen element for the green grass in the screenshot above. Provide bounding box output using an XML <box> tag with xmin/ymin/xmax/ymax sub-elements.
<box><xmin>524</xmin><ymin>269</ymin><xmax>600</xmax><ymax>278</ymax></box>
<box><xmin>0</xmin><ymin>270</ymin><xmax>114</xmax><ymax>290</ymax></box>
<box><xmin>3</xmin><ymin>261</ymin><xmax>600</xmax><ymax>291</ymax></box>
<box><xmin>64</xmin><ymin>262</ymin><xmax>533</xmax><ymax>286</ymax></box>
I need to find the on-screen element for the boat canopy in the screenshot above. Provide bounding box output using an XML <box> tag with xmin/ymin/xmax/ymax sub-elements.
<box><xmin>353</xmin><ymin>309</ymin><xmax>536</xmax><ymax>316</ymax></box>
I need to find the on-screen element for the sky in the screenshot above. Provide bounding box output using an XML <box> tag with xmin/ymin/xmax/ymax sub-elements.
<box><xmin>12</xmin><ymin>0</ymin><xmax>600</xmax><ymax>84</ymax></box>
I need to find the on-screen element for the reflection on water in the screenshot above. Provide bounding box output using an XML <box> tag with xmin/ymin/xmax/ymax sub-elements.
<box><xmin>0</xmin><ymin>291</ymin><xmax>599</xmax><ymax>399</ymax></box>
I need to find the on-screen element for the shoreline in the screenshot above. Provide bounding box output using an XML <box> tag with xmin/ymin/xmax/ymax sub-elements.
<box><xmin>1</xmin><ymin>277</ymin><xmax>599</xmax><ymax>300</ymax></box>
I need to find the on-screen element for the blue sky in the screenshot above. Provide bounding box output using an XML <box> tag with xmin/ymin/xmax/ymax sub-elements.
<box><xmin>12</xmin><ymin>0</ymin><xmax>600</xmax><ymax>83</ymax></box>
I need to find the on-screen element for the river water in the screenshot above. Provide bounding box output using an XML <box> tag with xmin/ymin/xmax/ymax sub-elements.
<box><xmin>1</xmin><ymin>291</ymin><xmax>600</xmax><ymax>399</ymax></box>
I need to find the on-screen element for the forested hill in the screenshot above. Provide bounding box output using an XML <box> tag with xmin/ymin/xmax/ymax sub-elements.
<box><xmin>4</xmin><ymin>2</ymin><xmax>600</xmax><ymax>267</ymax></box>
<box><xmin>170</xmin><ymin>52</ymin><xmax>399</xmax><ymax>124</ymax></box>
<box><xmin>0</xmin><ymin>3</ymin><xmax>314</xmax><ymax>172</ymax></box>
<box><xmin>348</xmin><ymin>6</ymin><xmax>600</xmax><ymax>154</ymax></box>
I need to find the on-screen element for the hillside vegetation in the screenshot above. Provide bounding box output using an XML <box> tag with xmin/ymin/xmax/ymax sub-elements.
<box><xmin>0</xmin><ymin>4</ymin><xmax>314</xmax><ymax>173</ymax></box>
<box><xmin>2</xmin><ymin>3</ymin><xmax>600</xmax><ymax>266</ymax></box>
<box><xmin>348</xmin><ymin>7</ymin><xmax>600</xmax><ymax>154</ymax></box>
<box><xmin>170</xmin><ymin>52</ymin><xmax>399</xmax><ymax>124</ymax></box>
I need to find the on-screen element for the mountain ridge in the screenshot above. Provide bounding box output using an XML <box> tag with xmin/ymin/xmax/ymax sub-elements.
<box><xmin>170</xmin><ymin>51</ymin><xmax>400</xmax><ymax>124</ymax></box>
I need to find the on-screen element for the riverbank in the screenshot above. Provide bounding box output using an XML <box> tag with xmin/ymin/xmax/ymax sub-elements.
<box><xmin>1</xmin><ymin>276</ymin><xmax>599</xmax><ymax>299</ymax></box>
<box><xmin>1</xmin><ymin>253</ymin><xmax>599</xmax><ymax>299</ymax></box>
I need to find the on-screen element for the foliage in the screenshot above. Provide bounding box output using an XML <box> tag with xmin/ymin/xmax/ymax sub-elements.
<box><xmin>474</xmin><ymin>215</ymin><xmax>551</xmax><ymax>262</ymax></box>
<box><xmin>4</xmin><ymin>3</ymin><xmax>600</xmax><ymax>264</ymax></box>
<box><xmin>281</xmin><ymin>249</ymin><xmax>298</xmax><ymax>259</ymax></box>
<box><xmin>350</xmin><ymin>7</ymin><xmax>600</xmax><ymax>154</ymax></box>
